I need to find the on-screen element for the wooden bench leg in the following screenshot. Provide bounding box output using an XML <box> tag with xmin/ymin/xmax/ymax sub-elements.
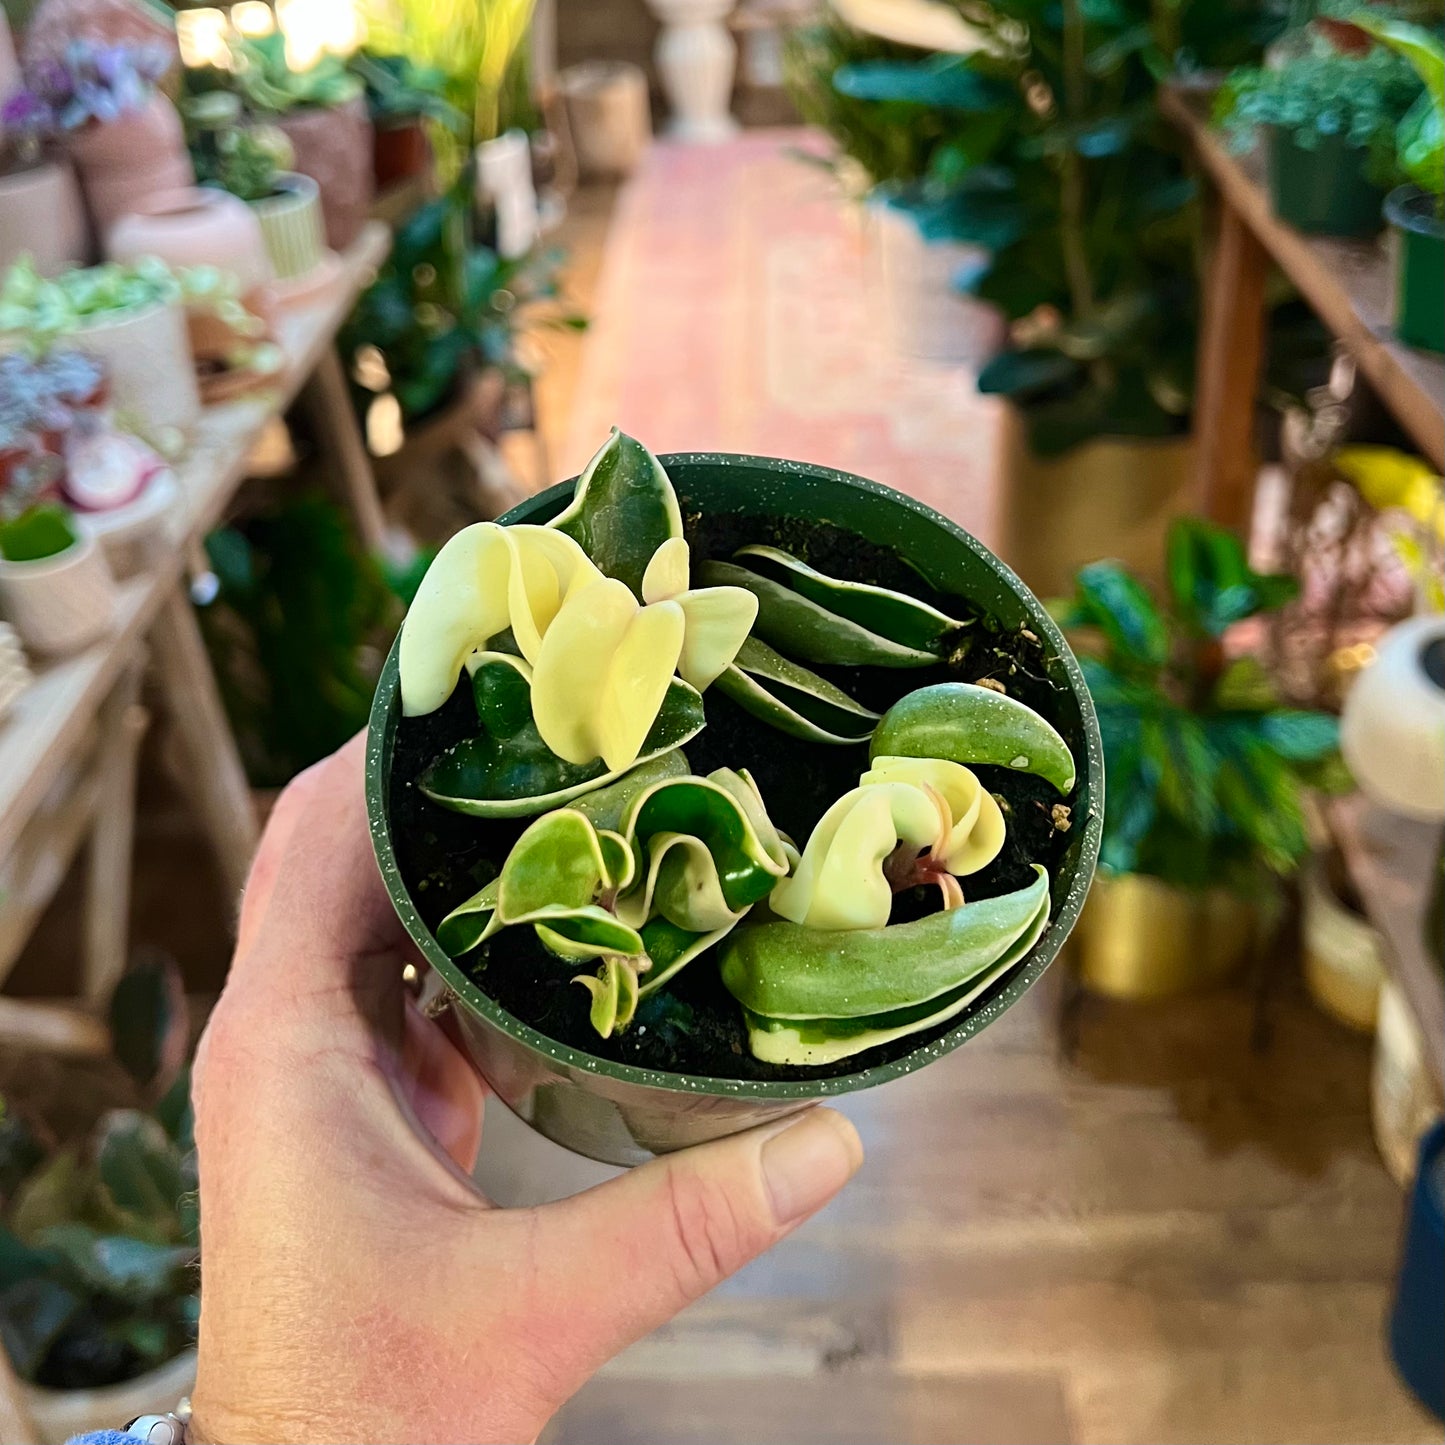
<box><xmin>1193</xmin><ymin>204</ymin><xmax>1270</xmax><ymax>532</ymax></box>
<box><xmin>150</xmin><ymin>586</ymin><xmax>259</xmax><ymax>905</ymax></box>
<box><xmin>81</xmin><ymin>662</ymin><xmax>148</xmax><ymax>1006</ymax></box>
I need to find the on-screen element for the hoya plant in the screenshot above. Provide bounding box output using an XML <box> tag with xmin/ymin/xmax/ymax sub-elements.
<box><xmin>1054</xmin><ymin>517</ymin><xmax>1345</xmax><ymax>898</ymax></box>
<box><xmin>391</xmin><ymin>428</ymin><xmax>1083</xmax><ymax>1070</ymax></box>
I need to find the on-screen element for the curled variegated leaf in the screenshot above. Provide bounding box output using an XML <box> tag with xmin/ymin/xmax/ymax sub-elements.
<box><xmin>768</xmin><ymin>782</ymin><xmax>944</xmax><ymax>931</ymax></box>
<box><xmin>714</xmin><ymin>637</ymin><xmax>878</xmax><ymax>746</ymax></box>
<box><xmin>734</xmin><ymin>544</ymin><xmax>968</xmax><ymax>655</ymax></box>
<box><xmin>421</xmin><ymin>658</ymin><xmax>704</xmax><ymax>818</ymax></box>
<box><xmin>573</xmin><ymin>955</ymin><xmax>643</xmax><ymax>1038</ymax></box>
<box><xmin>399</xmin><ymin>522</ymin><xmax>602</xmax><ymax>716</ymax></box>
<box><xmin>871</xmin><ymin>682</ymin><xmax>1076</xmax><ymax>794</ymax></box>
<box><xmin>641</xmin><ymin>536</ymin><xmax>760</xmax><ymax>693</ymax></box>
<box><xmin>723</xmin><ymin>867</ymin><xmax>1051</xmax><ymax>1066</ymax></box>
<box><xmin>548</xmin><ymin>427</ymin><xmax>683</xmax><ymax>598</ymax></box>
<box><xmin>861</xmin><ymin>756</ymin><xmax>1004</xmax><ymax>876</ymax></box>
<box><xmin>699</xmin><ymin>559</ymin><xmax>937</xmax><ymax>668</ymax></box>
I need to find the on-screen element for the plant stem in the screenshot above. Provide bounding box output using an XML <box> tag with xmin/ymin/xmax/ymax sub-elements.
<box><xmin>1058</xmin><ymin>0</ymin><xmax>1096</xmax><ymax>321</ymax></box>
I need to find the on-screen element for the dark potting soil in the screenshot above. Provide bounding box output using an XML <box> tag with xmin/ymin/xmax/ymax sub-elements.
<box><xmin>387</xmin><ymin>510</ymin><xmax>1089</xmax><ymax>1082</ymax></box>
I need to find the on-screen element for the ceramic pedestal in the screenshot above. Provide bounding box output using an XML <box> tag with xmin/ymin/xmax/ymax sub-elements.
<box><xmin>645</xmin><ymin>0</ymin><xmax>739</xmax><ymax>142</ymax></box>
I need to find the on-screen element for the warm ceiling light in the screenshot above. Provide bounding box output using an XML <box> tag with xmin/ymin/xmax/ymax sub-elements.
<box><xmin>176</xmin><ymin>7</ymin><xmax>232</xmax><ymax>68</ymax></box>
<box><xmin>229</xmin><ymin>2</ymin><xmax>276</xmax><ymax>38</ymax></box>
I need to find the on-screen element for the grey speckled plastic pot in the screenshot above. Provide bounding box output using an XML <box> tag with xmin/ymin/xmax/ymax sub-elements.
<box><xmin>367</xmin><ymin>454</ymin><xmax>1103</xmax><ymax>1165</ymax></box>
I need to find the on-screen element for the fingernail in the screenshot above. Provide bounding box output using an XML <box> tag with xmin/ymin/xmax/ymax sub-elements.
<box><xmin>761</xmin><ymin>1109</ymin><xmax>863</xmax><ymax>1225</ymax></box>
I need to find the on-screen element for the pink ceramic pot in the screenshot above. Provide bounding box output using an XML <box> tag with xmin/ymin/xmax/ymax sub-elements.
<box><xmin>108</xmin><ymin>187</ymin><xmax>274</xmax><ymax>294</ymax></box>
<box><xmin>68</xmin><ymin>93</ymin><xmax>194</xmax><ymax>239</ymax></box>
<box><xmin>275</xmin><ymin>96</ymin><xmax>374</xmax><ymax>251</ymax></box>
<box><xmin>0</xmin><ymin>159</ymin><xmax>87</xmax><ymax>274</ymax></box>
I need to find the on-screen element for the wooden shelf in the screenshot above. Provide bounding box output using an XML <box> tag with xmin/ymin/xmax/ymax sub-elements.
<box><xmin>1163</xmin><ymin>86</ymin><xmax>1445</xmax><ymax>471</ymax></box>
<box><xmin>1327</xmin><ymin>793</ymin><xmax>1445</xmax><ymax>1095</ymax></box>
<box><xmin>0</xmin><ymin>225</ymin><xmax>390</xmax><ymax>865</ymax></box>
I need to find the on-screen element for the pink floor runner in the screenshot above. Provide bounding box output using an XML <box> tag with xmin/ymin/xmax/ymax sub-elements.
<box><xmin>562</xmin><ymin>129</ymin><xmax>1006</xmax><ymax>546</ymax></box>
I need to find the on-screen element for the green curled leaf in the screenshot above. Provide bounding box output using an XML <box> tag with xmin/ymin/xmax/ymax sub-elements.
<box><xmin>435</xmin><ymin>877</ymin><xmax>500</xmax><ymax>956</ymax></box>
<box><xmin>572</xmin><ymin>956</ymin><xmax>642</xmax><ymax>1038</ymax></box>
<box><xmin>870</xmin><ymin>682</ymin><xmax>1076</xmax><ymax>794</ymax></box>
<box><xmin>714</xmin><ymin>637</ymin><xmax>878</xmax><ymax>746</ymax></box>
<box><xmin>420</xmin><ymin>674</ymin><xmax>705</xmax><ymax>818</ymax></box>
<box><xmin>698</xmin><ymin>560</ymin><xmax>936</xmax><ymax>668</ymax></box>
<box><xmin>734</xmin><ymin>545</ymin><xmax>968</xmax><ymax>654</ymax></box>
<box><xmin>548</xmin><ymin>427</ymin><xmax>683</xmax><ymax>598</ymax></box>
<box><xmin>571</xmin><ymin>750</ymin><xmax>692</xmax><ymax>832</ymax></box>
<box><xmin>636</xmin><ymin>917</ymin><xmax>736</xmax><ymax>997</ymax></box>
<box><xmin>730</xmin><ymin>869</ymin><xmax>1051</xmax><ymax>1066</ymax></box>
<box><xmin>723</xmin><ymin>866</ymin><xmax>1049</xmax><ymax>1020</ymax></box>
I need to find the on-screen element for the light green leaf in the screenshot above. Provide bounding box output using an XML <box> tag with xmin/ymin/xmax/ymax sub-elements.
<box><xmin>715</xmin><ymin>636</ymin><xmax>878</xmax><ymax>746</ymax></box>
<box><xmin>871</xmin><ymin>682</ymin><xmax>1077</xmax><ymax>793</ymax></box>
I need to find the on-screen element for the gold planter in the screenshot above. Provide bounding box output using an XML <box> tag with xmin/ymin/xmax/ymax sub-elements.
<box><xmin>1073</xmin><ymin>871</ymin><xmax>1256</xmax><ymax>1000</ymax></box>
<box><xmin>999</xmin><ymin>421</ymin><xmax>1195</xmax><ymax>601</ymax></box>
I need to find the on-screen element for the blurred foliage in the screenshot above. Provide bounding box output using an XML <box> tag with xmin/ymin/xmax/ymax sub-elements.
<box><xmin>1055</xmin><ymin>519</ymin><xmax>1348</xmax><ymax>896</ymax></box>
<box><xmin>341</xmin><ymin>181</ymin><xmax>580</xmax><ymax>426</ymax></box>
<box><xmin>787</xmin><ymin>1</ymin><xmax>1291</xmax><ymax>454</ymax></box>
<box><xmin>348</xmin><ymin>49</ymin><xmax>466</xmax><ymax>130</ymax></box>
<box><xmin>199</xmin><ymin>494</ymin><xmax>400</xmax><ymax>789</ymax></box>
<box><xmin>0</xmin><ymin>957</ymin><xmax>196</xmax><ymax>1390</ymax></box>
<box><xmin>1349</xmin><ymin>10</ymin><xmax>1445</xmax><ymax>201</ymax></box>
<box><xmin>1216</xmin><ymin>39</ymin><xmax>1424</xmax><ymax>184</ymax></box>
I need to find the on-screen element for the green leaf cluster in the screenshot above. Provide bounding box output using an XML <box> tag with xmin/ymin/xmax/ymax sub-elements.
<box><xmin>1055</xmin><ymin>518</ymin><xmax>1347</xmax><ymax>895</ymax></box>
<box><xmin>1350</xmin><ymin>11</ymin><xmax>1445</xmax><ymax>201</ymax></box>
<box><xmin>341</xmin><ymin>184</ymin><xmax>575</xmax><ymax>424</ymax></box>
<box><xmin>0</xmin><ymin>958</ymin><xmax>197</xmax><ymax>1389</ymax></box>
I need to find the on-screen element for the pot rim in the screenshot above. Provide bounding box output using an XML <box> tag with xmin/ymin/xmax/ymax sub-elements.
<box><xmin>0</xmin><ymin>530</ymin><xmax>96</xmax><ymax>576</ymax></box>
<box><xmin>1384</xmin><ymin>184</ymin><xmax>1445</xmax><ymax>240</ymax></box>
<box><xmin>367</xmin><ymin>452</ymin><xmax>1104</xmax><ymax>1099</ymax></box>
<box><xmin>246</xmin><ymin>170</ymin><xmax>321</xmax><ymax>210</ymax></box>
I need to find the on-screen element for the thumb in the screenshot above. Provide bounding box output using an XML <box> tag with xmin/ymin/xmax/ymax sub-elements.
<box><xmin>525</xmin><ymin>1108</ymin><xmax>862</xmax><ymax>1386</ymax></box>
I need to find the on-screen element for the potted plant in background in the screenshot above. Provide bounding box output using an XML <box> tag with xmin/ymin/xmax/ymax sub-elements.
<box><xmin>1056</xmin><ymin>517</ymin><xmax>1346</xmax><ymax>999</ymax></box>
<box><xmin>3</xmin><ymin>38</ymin><xmax>193</xmax><ymax>241</ymax></box>
<box><xmin>0</xmin><ymin>74</ymin><xmax>87</xmax><ymax>278</ymax></box>
<box><xmin>340</xmin><ymin>181</ymin><xmax>574</xmax><ymax>527</ymax></box>
<box><xmin>368</xmin><ymin>429</ymin><xmax>1102</xmax><ymax>1164</ymax></box>
<box><xmin>226</xmin><ymin>32</ymin><xmax>373</xmax><ymax>251</ymax></box>
<box><xmin>1350</xmin><ymin>11</ymin><xmax>1444</xmax><ymax>353</ymax></box>
<box><xmin>183</xmin><ymin>92</ymin><xmax>330</xmax><ymax>302</ymax></box>
<box><xmin>1217</xmin><ymin>30</ymin><xmax>1423</xmax><ymax>237</ymax></box>
<box><xmin>1</xmin><ymin>956</ymin><xmax>199</xmax><ymax>1441</ymax></box>
<box><xmin>847</xmin><ymin>0</ymin><xmax>1278</xmax><ymax>598</ymax></box>
<box><xmin>782</xmin><ymin>12</ymin><xmax>1008</xmax><ymax>366</ymax></box>
<box><xmin>349</xmin><ymin>49</ymin><xmax>461</xmax><ymax>193</ymax></box>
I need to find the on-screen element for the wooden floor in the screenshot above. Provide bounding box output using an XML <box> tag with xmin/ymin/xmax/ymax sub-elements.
<box><xmin>512</xmin><ymin>966</ymin><xmax>1436</xmax><ymax>1445</ymax></box>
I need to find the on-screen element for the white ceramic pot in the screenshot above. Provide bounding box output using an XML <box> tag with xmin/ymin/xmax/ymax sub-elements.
<box><xmin>77</xmin><ymin>468</ymin><xmax>179</xmax><ymax>580</ymax></box>
<box><xmin>558</xmin><ymin>61</ymin><xmax>652</xmax><ymax>179</ymax></box>
<box><xmin>74</xmin><ymin>299</ymin><xmax>200</xmax><ymax>449</ymax></box>
<box><xmin>475</xmin><ymin>130</ymin><xmax>540</xmax><ymax>260</ymax></box>
<box><xmin>23</xmin><ymin>1349</ymin><xmax>197</xmax><ymax>1445</ymax></box>
<box><xmin>0</xmin><ymin>161</ymin><xmax>87</xmax><ymax>276</ymax></box>
<box><xmin>645</xmin><ymin>0</ymin><xmax>739</xmax><ymax>141</ymax></box>
<box><xmin>1372</xmin><ymin>981</ymin><xmax>1444</xmax><ymax>1188</ymax></box>
<box><xmin>866</xmin><ymin>194</ymin><xmax>1006</xmax><ymax>367</ymax></box>
<box><xmin>0</xmin><ymin>534</ymin><xmax>117</xmax><ymax>657</ymax></box>
<box><xmin>249</xmin><ymin>171</ymin><xmax>331</xmax><ymax>303</ymax></box>
<box><xmin>1340</xmin><ymin>616</ymin><xmax>1445</xmax><ymax>823</ymax></box>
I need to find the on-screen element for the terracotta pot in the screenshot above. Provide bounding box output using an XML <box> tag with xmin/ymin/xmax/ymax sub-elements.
<box><xmin>107</xmin><ymin>186</ymin><xmax>273</xmax><ymax>295</ymax></box>
<box><xmin>0</xmin><ymin>533</ymin><xmax>117</xmax><ymax>657</ymax></box>
<box><xmin>275</xmin><ymin>97</ymin><xmax>374</xmax><ymax>250</ymax></box>
<box><xmin>1072</xmin><ymin>869</ymin><xmax>1257</xmax><ymax>1000</ymax></box>
<box><xmin>67</xmin><ymin>92</ymin><xmax>194</xmax><ymax>239</ymax></box>
<box><xmin>0</xmin><ymin>160</ymin><xmax>87</xmax><ymax>275</ymax></box>
<box><xmin>23</xmin><ymin>1349</ymin><xmax>196</xmax><ymax>1445</ymax></box>
<box><xmin>373</xmin><ymin>117</ymin><xmax>432</xmax><ymax>190</ymax></box>
<box><xmin>999</xmin><ymin>423</ymin><xmax>1195</xmax><ymax>601</ymax></box>
<box><xmin>557</xmin><ymin>61</ymin><xmax>652</xmax><ymax>179</ymax></box>
<box><xmin>21</xmin><ymin>0</ymin><xmax>176</xmax><ymax>70</ymax></box>
<box><xmin>74</xmin><ymin>299</ymin><xmax>200</xmax><ymax>449</ymax></box>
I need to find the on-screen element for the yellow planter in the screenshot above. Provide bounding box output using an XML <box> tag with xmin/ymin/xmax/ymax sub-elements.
<box><xmin>1073</xmin><ymin>870</ymin><xmax>1257</xmax><ymax>999</ymax></box>
<box><xmin>999</xmin><ymin>424</ymin><xmax>1195</xmax><ymax>601</ymax></box>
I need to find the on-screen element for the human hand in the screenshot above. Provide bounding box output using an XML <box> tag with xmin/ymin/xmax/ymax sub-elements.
<box><xmin>188</xmin><ymin>735</ymin><xmax>863</xmax><ymax>1444</ymax></box>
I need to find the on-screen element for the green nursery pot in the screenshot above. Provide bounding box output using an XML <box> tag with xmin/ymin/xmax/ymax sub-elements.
<box><xmin>1268</xmin><ymin>128</ymin><xmax>1385</xmax><ymax>239</ymax></box>
<box><xmin>367</xmin><ymin>455</ymin><xmax>1104</xmax><ymax>1165</ymax></box>
<box><xmin>1386</xmin><ymin>185</ymin><xmax>1445</xmax><ymax>355</ymax></box>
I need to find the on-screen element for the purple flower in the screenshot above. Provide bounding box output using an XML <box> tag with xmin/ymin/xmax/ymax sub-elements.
<box><xmin>12</xmin><ymin>38</ymin><xmax>168</xmax><ymax>134</ymax></box>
